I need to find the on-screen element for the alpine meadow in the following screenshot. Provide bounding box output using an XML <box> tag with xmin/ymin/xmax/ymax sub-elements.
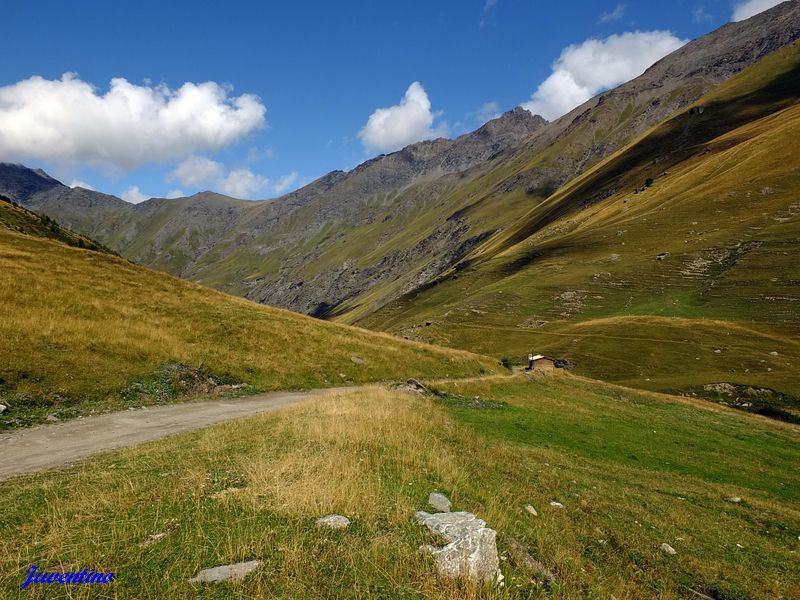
<box><xmin>1</xmin><ymin>1</ymin><xmax>798</xmax><ymax>599</ymax></box>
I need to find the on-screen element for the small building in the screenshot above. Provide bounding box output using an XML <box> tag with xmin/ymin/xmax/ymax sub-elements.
<box><xmin>527</xmin><ymin>354</ymin><xmax>556</xmax><ymax>371</ymax></box>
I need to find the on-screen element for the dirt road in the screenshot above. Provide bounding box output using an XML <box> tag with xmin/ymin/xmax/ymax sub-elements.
<box><xmin>0</xmin><ymin>388</ymin><xmax>342</xmax><ymax>481</ymax></box>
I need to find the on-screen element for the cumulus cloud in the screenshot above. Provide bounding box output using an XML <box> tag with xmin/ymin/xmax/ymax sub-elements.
<box><xmin>521</xmin><ymin>31</ymin><xmax>687</xmax><ymax>120</ymax></box>
<box><xmin>599</xmin><ymin>4</ymin><xmax>626</xmax><ymax>23</ymax></box>
<box><xmin>121</xmin><ymin>186</ymin><xmax>150</xmax><ymax>204</ymax></box>
<box><xmin>0</xmin><ymin>73</ymin><xmax>266</xmax><ymax>169</ymax></box>
<box><xmin>164</xmin><ymin>155</ymin><xmax>292</xmax><ymax>199</ymax></box>
<box><xmin>476</xmin><ymin>101</ymin><xmax>501</xmax><ymax>125</ymax></box>
<box><xmin>69</xmin><ymin>179</ymin><xmax>94</xmax><ymax>190</ymax></box>
<box><xmin>271</xmin><ymin>171</ymin><xmax>299</xmax><ymax>195</ymax></box>
<box><xmin>168</xmin><ymin>155</ymin><xmax>225</xmax><ymax>187</ymax></box>
<box><xmin>731</xmin><ymin>0</ymin><xmax>783</xmax><ymax>21</ymax></box>
<box><xmin>217</xmin><ymin>168</ymin><xmax>268</xmax><ymax>198</ymax></box>
<box><xmin>358</xmin><ymin>82</ymin><xmax>442</xmax><ymax>153</ymax></box>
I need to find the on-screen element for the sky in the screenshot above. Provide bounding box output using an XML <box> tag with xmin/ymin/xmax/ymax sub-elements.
<box><xmin>0</xmin><ymin>0</ymin><xmax>785</xmax><ymax>202</ymax></box>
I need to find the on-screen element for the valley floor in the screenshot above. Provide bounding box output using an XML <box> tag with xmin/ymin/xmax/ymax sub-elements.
<box><xmin>1</xmin><ymin>374</ymin><xmax>797</xmax><ymax>599</ymax></box>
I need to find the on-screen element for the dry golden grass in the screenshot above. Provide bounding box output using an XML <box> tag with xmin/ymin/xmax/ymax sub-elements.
<box><xmin>239</xmin><ymin>387</ymin><xmax>467</xmax><ymax>523</ymax></box>
<box><xmin>0</xmin><ymin>225</ymin><xmax>499</xmax><ymax>426</ymax></box>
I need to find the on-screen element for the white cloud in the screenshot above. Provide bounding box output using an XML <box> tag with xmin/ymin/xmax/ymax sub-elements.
<box><xmin>599</xmin><ymin>4</ymin><xmax>626</xmax><ymax>23</ymax></box>
<box><xmin>217</xmin><ymin>168</ymin><xmax>267</xmax><ymax>199</ymax></box>
<box><xmin>121</xmin><ymin>185</ymin><xmax>150</xmax><ymax>204</ymax></box>
<box><xmin>0</xmin><ymin>73</ymin><xmax>266</xmax><ymax>169</ymax></box>
<box><xmin>168</xmin><ymin>155</ymin><xmax>224</xmax><ymax>187</ymax></box>
<box><xmin>271</xmin><ymin>171</ymin><xmax>299</xmax><ymax>195</ymax></box>
<box><xmin>164</xmin><ymin>155</ymin><xmax>284</xmax><ymax>199</ymax></box>
<box><xmin>731</xmin><ymin>0</ymin><xmax>782</xmax><ymax>21</ymax></box>
<box><xmin>521</xmin><ymin>31</ymin><xmax>687</xmax><ymax>120</ymax></box>
<box><xmin>166</xmin><ymin>189</ymin><xmax>184</xmax><ymax>199</ymax></box>
<box><xmin>247</xmin><ymin>146</ymin><xmax>274</xmax><ymax>162</ymax></box>
<box><xmin>358</xmin><ymin>82</ymin><xmax>442</xmax><ymax>153</ymax></box>
<box><xmin>69</xmin><ymin>179</ymin><xmax>94</xmax><ymax>190</ymax></box>
<box><xmin>476</xmin><ymin>101</ymin><xmax>501</xmax><ymax>125</ymax></box>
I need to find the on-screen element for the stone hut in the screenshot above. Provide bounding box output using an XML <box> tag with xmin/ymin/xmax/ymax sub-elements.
<box><xmin>527</xmin><ymin>354</ymin><xmax>556</xmax><ymax>371</ymax></box>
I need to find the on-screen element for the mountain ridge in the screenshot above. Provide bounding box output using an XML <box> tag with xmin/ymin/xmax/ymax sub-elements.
<box><xmin>4</xmin><ymin>1</ymin><xmax>800</xmax><ymax>322</ymax></box>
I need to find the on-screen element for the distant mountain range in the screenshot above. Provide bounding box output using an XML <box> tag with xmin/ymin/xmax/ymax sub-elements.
<box><xmin>3</xmin><ymin>0</ymin><xmax>799</xmax><ymax>329</ymax></box>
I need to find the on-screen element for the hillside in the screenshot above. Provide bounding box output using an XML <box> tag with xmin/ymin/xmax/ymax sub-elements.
<box><xmin>359</xmin><ymin>41</ymin><xmax>800</xmax><ymax>414</ymax></box>
<box><xmin>0</xmin><ymin>205</ymin><xmax>499</xmax><ymax>428</ymax></box>
<box><xmin>1</xmin><ymin>376</ymin><xmax>797</xmax><ymax>597</ymax></box>
<box><xmin>5</xmin><ymin>2</ymin><xmax>800</xmax><ymax>321</ymax></box>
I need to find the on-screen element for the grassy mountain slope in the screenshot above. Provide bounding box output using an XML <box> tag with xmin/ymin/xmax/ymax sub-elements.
<box><xmin>0</xmin><ymin>206</ymin><xmax>499</xmax><ymax>428</ymax></box>
<box><xmin>359</xmin><ymin>43</ymin><xmax>800</xmax><ymax>409</ymax></box>
<box><xmin>0</xmin><ymin>195</ymin><xmax>115</xmax><ymax>254</ymax></box>
<box><xmin>1</xmin><ymin>376</ymin><xmax>797</xmax><ymax>598</ymax></box>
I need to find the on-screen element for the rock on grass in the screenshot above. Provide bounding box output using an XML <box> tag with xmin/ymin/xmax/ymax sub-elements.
<box><xmin>189</xmin><ymin>560</ymin><xmax>261</xmax><ymax>583</ymax></box>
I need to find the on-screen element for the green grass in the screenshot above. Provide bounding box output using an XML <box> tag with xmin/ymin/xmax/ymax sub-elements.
<box><xmin>0</xmin><ymin>197</ymin><xmax>114</xmax><ymax>254</ymax></box>
<box><xmin>0</xmin><ymin>212</ymin><xmax>499</xmax><ymax>428</ymax></box>
<box><xmin>357</xmin><ymin>44</ymin><xmax>800</xmax><ymax>408</ymax></box>
<box><xmin>1</xmin><ymin>377</ymin><xmax>797</xmax><ymax>598</ymax></box>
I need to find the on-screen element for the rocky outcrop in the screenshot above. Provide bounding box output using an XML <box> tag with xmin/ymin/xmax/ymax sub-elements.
<box><xmin>416</xmin><ymin>510</ymin><xmax>503</xmax><ymax>585</ymax></box>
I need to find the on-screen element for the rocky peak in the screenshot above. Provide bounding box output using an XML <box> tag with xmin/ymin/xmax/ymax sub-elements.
<box><xmin>479</xmin><ymin>107</ymin><xmax>547</xmax><ymax>137</ymax></box>
<box><xmin>0</xmin><ymin>163</ymin><xmax>64</xmax><ymax>201</ymax></box>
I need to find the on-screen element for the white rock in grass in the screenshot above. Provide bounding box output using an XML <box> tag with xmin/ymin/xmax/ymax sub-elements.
<box><xmin>524</xmin><ymin>505</ymin><xmax>538</xmax><ymax>516</ymax></box>
<box><xmin>550</xmin><ymin>501</ymin><xmax>565</xmax><ymax>509</ymax></box>
<box><xmin>139</xmin><ymin>532</ymin><xmax>167</xmax><ymax>548</ymax></box>
<box><xmin>316</xmin><ymin>514</ymin><xmax>351</xmax><ymax>529</ymax></box>
<box><xmin>0</xmin><ymin>404</ymin><xmax>7</xmax><ymax>414</ymax></box>
<box><xmin>429</xmin><ymin>492</ymin><xmax>452</xmax><ymax>512</ymax></box>
<box><xmin>727</xmin><ymin>496</ymin><xmax>742</xmax><ymax>504</ymax></box>
<box><xmin>416</xmin><ymin>511</ymin><xmax>502</xmax><ymax>584</ymax></box>
<box><xmin>660</xmin><ymin>543</ymin><xmax>677</xmax><ymax>555</ymax></box>
<box><xmin>189</xmin><ymin>560</ymin><xmax>260</xmax><ymax>583</ymax></box>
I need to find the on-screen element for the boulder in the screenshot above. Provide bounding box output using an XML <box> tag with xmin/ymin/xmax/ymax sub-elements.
<box><xmin>406</xmin><ymin>378</ymin><xmax>429</xmax><ymax>393</ymax></box>
<box><xmin>524</xmin><ymin>505</ymin><xmax>538</xmax><ymax>516</ymax></box>
<box><xmin>0</xmin><ymin>404</ymin><xmax>6</xmax><ymax>415</ymax></box>
<box><xmin>350</xmin><ymin>355</ymin><xmax>366</xmax><ymax>365</ymax></box>
<box><xmin>660</xmin><ymin>543</ymin><xmax>677</xmax><ymax>556</ymax></box>
<box><xmin>316</xmin><ymin>514</ymin><xmax>351</xmax><ymax>529</ymax></box>
<box><xmin>703</xmin><ymin>383</ymin><xmax>736</xmax><ymax>396</ymax></box>
<box><xmin>189</xmin><ymin>560</ymin><xmax>261</xmax><ymax>583</ymax></box>
<box><xmin>416</xmin><ymin>511</ymin><xmax>503</xmax><ymax>584</ymax></box>
<box><xmin>550</xmin><ymin>501</ymin><xmax>565</xmax><ymax>509</ymax></box>
<box><xmin>428</xmin><ymin>492</ymin><xmax>452</xmax><ymax>512</ymax></box>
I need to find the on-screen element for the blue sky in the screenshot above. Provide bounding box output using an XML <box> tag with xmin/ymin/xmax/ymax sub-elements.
<box><xmin>1</xmin><ymin>0</ymin><xmax>781</xmax><ymax>201</ymax></box>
